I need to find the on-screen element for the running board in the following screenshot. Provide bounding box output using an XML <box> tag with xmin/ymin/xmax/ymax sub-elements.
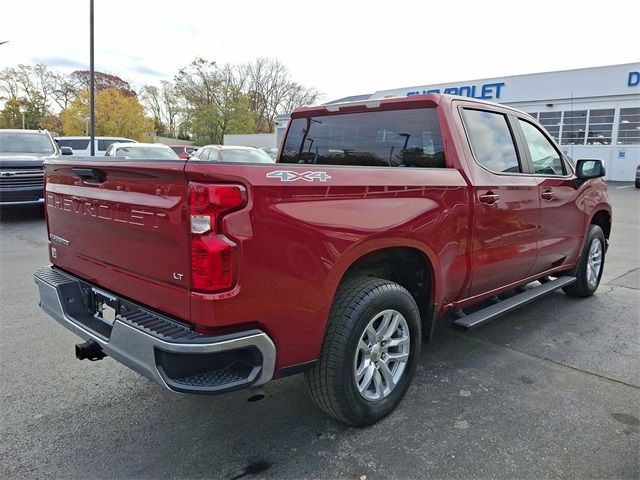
<box><xmin>453</xmin><ymin>276</ymin><xmax>576</xmax><ymax>330</ymax></box>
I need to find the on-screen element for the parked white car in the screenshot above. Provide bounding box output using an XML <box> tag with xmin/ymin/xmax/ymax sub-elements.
<box><xmin>190</xmin><ymin>145</ymin><xmax>274</xmax><ymax>163</ymax></box>
<box><xmin>55</xmin><ymin>136</ymin><xmax>137</xmax><ymax>156</ymax></box>
<box><xmin>104</xmin><ymin>143</ymin><xmax>181</xmax><ymax>160</ymax></box>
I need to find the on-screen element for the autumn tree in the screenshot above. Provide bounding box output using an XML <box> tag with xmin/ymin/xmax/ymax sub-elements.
<box><xmin>71</xmin><ymin>71</ymin><xmax>137</xmax><ymax>98</ymax></box>
<box><xmin>60</xmin><ymin>87</ymin><xmax>151</xmax><ymax>141</ymax></box>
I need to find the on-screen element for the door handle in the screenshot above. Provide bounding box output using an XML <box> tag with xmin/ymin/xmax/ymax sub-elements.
<box><xmin>478</xmin><ymin>192</ymin><xmax>500</xmax><ymax>205</ymax></box>
<box><xmin>541</xmin><ymin>191</ymin><xmax>555</xmax><ymax>201</ymax></box>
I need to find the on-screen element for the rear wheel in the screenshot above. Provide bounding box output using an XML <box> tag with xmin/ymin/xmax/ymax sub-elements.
<box><xmin>305</xmin><ymin>276</ymin><xmax>421</xmax><ymax>426</ymax></box>
<box><xmin>563</xmin><ymin>224</ymin><xmax>606</xmax><ymax>297</ymax></box>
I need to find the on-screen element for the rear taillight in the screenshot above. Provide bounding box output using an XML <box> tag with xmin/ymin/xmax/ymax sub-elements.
<box><xmin>189</xmin><ymin>183</ymin><xmax>246</xmax><ymax>293</ymax></box>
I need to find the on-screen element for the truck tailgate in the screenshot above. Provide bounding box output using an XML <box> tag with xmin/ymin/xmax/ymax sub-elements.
<box><xmin>44</xmin><ymin>159</ymin><xmax>192</xmax><ymax>321</ymax></box>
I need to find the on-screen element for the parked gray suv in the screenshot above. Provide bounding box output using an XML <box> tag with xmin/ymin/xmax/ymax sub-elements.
<box><xmin>0</xmin><ymin>129</ymin><xmax>72</xmax><ymax>205</ymax></box>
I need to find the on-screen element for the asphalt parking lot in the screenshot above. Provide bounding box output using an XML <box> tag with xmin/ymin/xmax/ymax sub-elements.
<box><xmin>1</xmin><ymin>184</ymin><xmax>638</xmax><ymax>480</ymax></box>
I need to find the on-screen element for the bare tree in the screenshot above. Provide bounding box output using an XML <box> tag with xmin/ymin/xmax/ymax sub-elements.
<box><xmin>142</xmin><ymin>84</ymin><xmax>164</xmax><ymax>133</ymax></box>
<box><xmin>0</xmin><ymin>66</ymin><xmax>21</xmax><ymax>100</ymax></box>
<box><xmin>51</xmin><ymin>72</ymin><xmax>81</xmax><ymax>110</ymax></box>
<box><xmin>238</xmin><ymin>58</ymin><xmax>321</xmax><ymax>132</ymax></box>
<box><xmin>160</xmin><ymin>80</ymin><xmax>179</xmax><ymax>138</ymax></box>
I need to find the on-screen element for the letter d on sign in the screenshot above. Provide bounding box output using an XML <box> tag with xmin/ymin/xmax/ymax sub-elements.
<box><xmin>628</xmin><ymin>71</ymin><xmax>640</xmax><ymax>87</ymax></box>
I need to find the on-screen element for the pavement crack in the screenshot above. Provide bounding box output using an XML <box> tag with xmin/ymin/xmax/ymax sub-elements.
<box><xmin>460</xmin><ymin>334</ymin><xmax>640</xmax><ymax>390</ymax></box>
<box><xmin>599</xmin><ymin>285</ymin><xmax>616</xmax><ymax>296</ymax></box>
<box><xmin>607</xmin><ymin>284</ymin><xmax>640</xmax><ymax>292</ymax></box>
<box><xmin>606</xmin><ymin>267</ymin><xmax>640</xmax><ymax>285</ymax></box>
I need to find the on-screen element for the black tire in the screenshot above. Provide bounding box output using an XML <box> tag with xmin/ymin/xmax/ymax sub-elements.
<box><xmin>563</xmin><ymin>224</ymin><xmax>606</xmax><ymax>297</ymax></box>
<box><xmin>305</xmin><ymin>276</ymin><xmax>422</xmax><ymax>426</ymax></box>
<box><xmin>635</xmin><ymin>180</ymin><xmax>640</xmax><ymax>189</ymax></box>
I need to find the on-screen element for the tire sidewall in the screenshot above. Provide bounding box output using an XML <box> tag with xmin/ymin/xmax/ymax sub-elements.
<box><xmin>579</xmin><ymin>225</ymin><xmax>606</xmax><ymax>295</ymax></box>
<box><xmin>339</xmin><ymin>286</ymin><xmax>421</xmax><ymax>424</ymax></box>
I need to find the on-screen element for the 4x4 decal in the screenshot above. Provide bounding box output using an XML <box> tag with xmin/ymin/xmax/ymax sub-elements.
<box><xmin>266</xmin><ymin>170</ymin><xmax>331</xmax><ymax>182</ymax></box>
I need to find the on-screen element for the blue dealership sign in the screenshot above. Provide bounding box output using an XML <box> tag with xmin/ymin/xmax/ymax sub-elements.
<box><xmin>407</xmin><ymin>82</ymin><xmax>505</xmax><ymax>100</ymax></box>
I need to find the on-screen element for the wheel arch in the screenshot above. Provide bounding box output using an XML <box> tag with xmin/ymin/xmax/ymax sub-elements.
<box><xmin>329</xmin><ymin>243</ymin><xmax>440</xmax><ymax>322</ymax></box>
<box><xmin>590</xmin><ymin>209</ymin><xmax>611</xmax><ymax>241</ymax></box>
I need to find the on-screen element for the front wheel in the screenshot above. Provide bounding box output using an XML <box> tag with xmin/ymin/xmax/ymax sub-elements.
<box><xmin>563</xmin><ymin>224</ymin><xmax>606</xmax><ymax>297</ymax></box>
<box><xmin>305</xmin><ymin>276</ymin><xmax>422</xmax><ymax>426</ymax></box>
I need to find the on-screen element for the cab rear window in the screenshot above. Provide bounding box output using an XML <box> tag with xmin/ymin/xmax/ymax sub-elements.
<box><xmin>281</xmin><ymin>108</ymin><xmax>445</xmax><ymax>168</ymax></box>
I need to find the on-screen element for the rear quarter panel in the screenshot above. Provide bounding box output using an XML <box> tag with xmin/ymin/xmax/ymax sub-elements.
<box><xmin>185</xmin><ymin>163</ymin><xmax>470</xmax><ymax>371</ymax></box>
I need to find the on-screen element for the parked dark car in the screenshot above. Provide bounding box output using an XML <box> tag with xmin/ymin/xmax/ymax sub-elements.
<box><xmin>1</xmin><ymin>129</ymin><xmax>71</xmax><ymax>205</ymax></box>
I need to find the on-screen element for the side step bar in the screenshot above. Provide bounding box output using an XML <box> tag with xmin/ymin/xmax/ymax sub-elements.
<box><xmin>453</xmin><ymin>276</ymin><xmax>576</xmax><ymax>330</ymax></box>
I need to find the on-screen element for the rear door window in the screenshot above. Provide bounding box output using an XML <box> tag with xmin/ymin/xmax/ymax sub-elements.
<box><xmin>281</xmin><ymin>108</ymin><xmax>445</xmax><ymax>168</ymax></box>
<box><xmin>462</xmin><ymin>109</ymin><xmax>521</xmax><ymax>174</ymax></box>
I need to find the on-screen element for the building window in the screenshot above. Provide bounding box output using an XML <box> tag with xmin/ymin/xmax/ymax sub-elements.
<box><xmin>527</xmin><ymin>112</ymin><xmax>538</xmax><ymax>120</ymax></box>
<box><xmin>617</xmin><ymin>107</ymin><xmax>640</xmax><ymax>145</ymax></box>
<box><xmin>561</xmin><ymin>110</ymin><xmax>587</xmax><ymax>145</ymax></box>
<box><xmin>538</xmin><ymin>112</ymin><xmax>561</xmax><ymax>143</ymax></box>
<box><xmin>586</xmin><ymin>109</ymin><xmax>614</xmax><ymax>145</ymax></box>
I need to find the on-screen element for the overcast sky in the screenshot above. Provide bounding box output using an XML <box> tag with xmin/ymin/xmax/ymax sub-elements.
<box><xmin>2</xmin><ymin>0</ymin><xmax>638</xmax><ymax>102</ymax></box>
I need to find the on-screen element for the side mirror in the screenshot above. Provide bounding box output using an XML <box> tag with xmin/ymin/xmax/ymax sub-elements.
<box><xmin>60</xmin><ymin>146</ymin><xmax>74</xmax><ymax>156</ymax></box>
<box><xmin>575</xmin><ymin>159</ymin><xmax>605</xmax><ymax>181</ymax></box>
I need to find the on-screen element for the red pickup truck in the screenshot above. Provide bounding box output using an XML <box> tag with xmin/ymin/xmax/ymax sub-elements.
<box><xmin>35</xmin><ymin>94</ymin><xmax>611</xmax><ymax>426</ymax></box>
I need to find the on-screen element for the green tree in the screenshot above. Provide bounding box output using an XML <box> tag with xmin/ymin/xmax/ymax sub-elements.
<box><xmin>174</xmin><ymin>58</ymin><xmax>254</xmax><ymax>144</ymax></box>
<box><xmin>60</xmin><ymin>88</ymin><xmax>152</xmax><ymax>141</ymax></box>
<box><xmin>0</xmin><ymin>97</ymin><xmax>46</xmax><ymax>129</ymax></box>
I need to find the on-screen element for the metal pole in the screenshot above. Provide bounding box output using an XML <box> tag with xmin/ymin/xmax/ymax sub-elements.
<box><xmin>89</xmin><ymin>0</ymin><xmax>95</xmax><ymax>156</ymax></box>
<box><xmin>21</xmin><ymin>112</ymin><xmax>25</xmax><ymax>130</ymax></box>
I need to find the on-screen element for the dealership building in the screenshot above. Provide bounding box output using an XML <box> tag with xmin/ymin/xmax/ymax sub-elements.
<box><xmin>274</xmin><ymin>62</ymin><xmax>640</xmax><ymax>181</ymax></box>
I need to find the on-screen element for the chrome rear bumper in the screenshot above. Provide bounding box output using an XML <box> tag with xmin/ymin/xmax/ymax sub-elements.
<box><xmin>34</xmin><ymin>267</ymin><xmax>276</xmax><ymax>394</ymax></box>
